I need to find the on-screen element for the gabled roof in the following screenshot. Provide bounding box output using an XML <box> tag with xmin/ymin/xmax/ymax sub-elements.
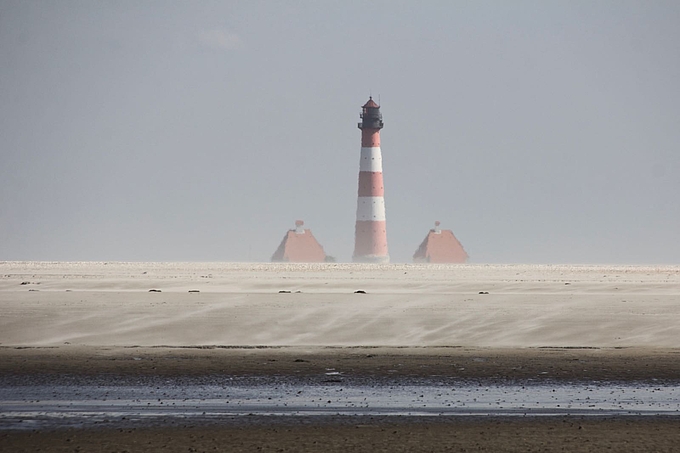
<box><xmin>271</xmin><ymin>222</ymin><xmax>327</xmax><ymax>263</ymax></box>
<box><xmin>413</xmin><ymin>224</ymin><xmax>468</xmax><ymax>264</ymax></box>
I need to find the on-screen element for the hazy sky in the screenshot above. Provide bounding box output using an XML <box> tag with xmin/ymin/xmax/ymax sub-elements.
<box><xmin>1</xmin><ymin>0</ymin><xmax>679</xmax><ymax>263</ymax></box>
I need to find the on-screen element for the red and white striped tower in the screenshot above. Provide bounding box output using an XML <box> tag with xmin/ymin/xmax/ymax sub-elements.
<box><xmin>353</xmin><ymin>97</ymin><xmax>389</xmax><ymax>263</ymax></box>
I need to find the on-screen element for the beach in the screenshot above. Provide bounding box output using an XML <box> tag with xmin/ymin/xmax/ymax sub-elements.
<box><xmin>1</xmin><ymin>262</ymin><xmax>680</xmax><ymax>451</ymax></box>
<box><xmin>1</xmin><ymin>262</ymin><xmax>679</xmax><ymax>347</ymax></box>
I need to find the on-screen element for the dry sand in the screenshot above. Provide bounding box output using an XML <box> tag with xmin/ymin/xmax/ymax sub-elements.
<box><xmin>2</xmin><ymin>262</ymin><xmax>680</xmax><ymax>452</ymax></box>
<box><xmin>1</xmin><ymin>261</ymin><xmax>679</xmax><ymax>347</ymax></box>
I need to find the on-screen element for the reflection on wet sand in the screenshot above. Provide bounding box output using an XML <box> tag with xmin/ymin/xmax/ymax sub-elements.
<box><xmin>2</xmin><ymin>378</ymin><xmax>680</xmax><ymax>430</ymax></box>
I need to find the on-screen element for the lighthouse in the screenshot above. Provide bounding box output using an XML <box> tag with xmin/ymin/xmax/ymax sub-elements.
<box><xmin>353</xmin><ymin>97</ymin><xmax>389</xmax><ymax>263</ymax></box>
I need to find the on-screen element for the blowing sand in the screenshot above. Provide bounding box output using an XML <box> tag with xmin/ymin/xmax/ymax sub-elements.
<box><xmin>1</xmin><ymin>261</ymin><xmax>679</xmax><ymax>347</ymax></box>
<box><xmin>2</xmin><ymin>262</ymin><xmax>680</xmax><ymax>452</ymax></box>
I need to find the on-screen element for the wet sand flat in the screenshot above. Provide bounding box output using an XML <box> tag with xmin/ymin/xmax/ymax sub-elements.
<box><xmin>3</xmin><ymin>416</ymin><xmax>680</xmax><ymax>453</ymax></box>
<box><xmin>2</xmin><ymin>345</ymin><xmax>680</xmax><ymax>382</ymax></box>
<box><xmin>3</xmin><ymin>346</ymin><xmax>680</xmax><ymax>451</ymax></box>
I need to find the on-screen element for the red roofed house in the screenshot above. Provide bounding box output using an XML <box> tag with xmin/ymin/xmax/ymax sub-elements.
<box><xmin>271</xmin><ymin>220</ymin><xmax>327</xmax><ymax>263</ymax></box>
<box><xmin>413</xmin><ymin>221</ymin><xmax>469</xmax><ymax>263</ymax></box>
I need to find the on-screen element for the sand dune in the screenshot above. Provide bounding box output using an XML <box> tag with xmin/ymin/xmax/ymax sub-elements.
<box><xmin>1</xmin><ymin>262</ymin><xmax>678</xmax><ymax>347</ymax></box>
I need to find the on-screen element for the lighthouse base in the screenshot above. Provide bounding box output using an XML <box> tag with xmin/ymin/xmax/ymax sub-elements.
<box><xmin>352</xmin><ymin>254</ymin><xmax>390</xmax><ymax>264</ymax></box>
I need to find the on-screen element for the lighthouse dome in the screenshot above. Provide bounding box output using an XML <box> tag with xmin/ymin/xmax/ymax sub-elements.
<box><xmin>362</xmin><ymin>97</ymin><xmax>379</xmax><ymax>108</ymax></box>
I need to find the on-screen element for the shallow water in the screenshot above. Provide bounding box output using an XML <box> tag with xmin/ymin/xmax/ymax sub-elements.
<box><xmin>2</xmin><ymin>380</ymin><xmax>680</xmax><ymax>430</ymax></box>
